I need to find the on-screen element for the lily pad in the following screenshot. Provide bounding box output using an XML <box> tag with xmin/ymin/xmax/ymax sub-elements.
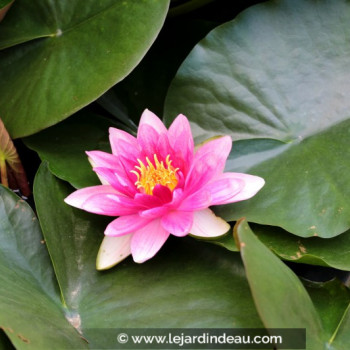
<box><xmin>234</xmin><ymin>219</ymin><xmax>324</xmax><ymax>349</ymax></box>
<box><xmin>235</xmin><ymin>219</ymin><xmax>350</xmax><ymax>350</ymax></box>
<box><xmin>0</xmin><ymin>167</ymin><xmax>265</xmax><ymax>348</ymax></box>
<box><xmin>253</xmin><ymin>225</ymin><xmax>350</xmax><ymax>271</ymax></box>
<box><xmin>164</xmin><ymin>0</ymin><xmax>350</xmax><ymax>238</ymax></box>
<box><xmin>0</xmin><ymin>0</ymin><xmax>170</xmax><ymax>138</ymax></box>
<box><xmin>0</xmin><ymin>185</ymin><xmax>87</xmax><ymax>349</ymax></box>
<box><xmin>305</xmin><ymin>279</ymin><xmax>350</xmax><ymax>349</ymax></box>
<box><xmin>304</xmin><ymin>279</ymin><xmax>350</xmax><ymax>341</ymax></box>
<box><xmin>0</xmin><ymin>162</ymin><xmax>262</xmax><ymax>348</ymax></box>
<box><xmin>210</xmin><ymin>223</ymin><xmax>350</xmax><ymax>271</ymax></box>
<box><xmin>331</xmin><ymin>304</ymin><xmax>350</xmax><ymax>349</ymax></box>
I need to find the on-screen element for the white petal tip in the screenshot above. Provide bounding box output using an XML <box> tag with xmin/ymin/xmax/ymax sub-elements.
<box><xmin>63</xmin><ymin>194</ymin><xmax>77</xmax><ymax>207</ymax></box>
<box><xmin>189</xmin><ymin>208</ymin><xmax>230</xmax><ymax>238</ymax></box>
<box><xmin>246</xmin><ymin>175</ymin><xmax>265</xmax><ymax>199</ymax></box>
<box><xmin>132</xmin><ymin>256</ymin><xmax>146</xmax><ymax>264</ymax></box>
<box><xmin>96</xmin><ymin>235</ymin><xmax>132</xmax><ymax>270</ymax></box>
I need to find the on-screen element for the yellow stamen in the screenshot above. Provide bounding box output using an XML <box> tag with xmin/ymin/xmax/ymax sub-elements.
<box><xmin>131</xmin><ymin>154</ymin><xmax>178</xmax><ymax>195</ymax></box>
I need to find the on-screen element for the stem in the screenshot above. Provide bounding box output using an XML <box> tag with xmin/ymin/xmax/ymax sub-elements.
<box><xmin>0</xmin><ymin>157</ymin><xmax>8</xmax><ymax>187</ymax></box>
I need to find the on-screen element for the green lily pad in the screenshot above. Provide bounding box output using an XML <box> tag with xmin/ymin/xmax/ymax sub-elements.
<box><xmin>0</xmin><ymin>166</ymin><xmax>265</xmax><ymax>348</ymax></box>
<box><xmin>331</xmin><ymin>303</ymin><xmax>350</xmax><ymax>349</ymax></box>
<box><xmin>0</xmin><ymin>162</ymin><xmax>261</xmax><ymax>348</ymax></box>
<box><xmin>253</xmin><ymin>225</ymin><xmax>350</xmax><ymax>271</ymax></box>
<box><xmin>210</xmin><ymin>223</ymin><xmax>350</xmax><ymax>271</ymax></box>
<box><xmin>234</xmin><ymin>219</ymin><xmax>325</xmax><ymax>349</ymax></box>
<box><xmin>305</xmin><ymin>279</ymin><xmax>350</xmax><ymax>349</ymax></box>
<box><xmin>235</xmin><ymin>219</ymin><xmax>350</xmax><ymax>350</ymax></box>
<box><xmin>304</xmin><ymin>279</ymin><xmax>350</xmax><ymax>342</ymax></box>
<box><xmin>164</xmin><ymin>0</ymin><xmax>350</xmax><ymax>238</ymax></box>
<box><xmin>0</xmin><ymin>0</ymin><xmax>170</xmax><ymax>138</ymax></box>
<box><xmin>24</xmin><ymin>112</ymin><xmax>120</xmax><ymax>189</ymax></box>
<box><xmin>0</xmin><ymin>185</ymin><xmax>88</xmax><ymax>349</ymax></box>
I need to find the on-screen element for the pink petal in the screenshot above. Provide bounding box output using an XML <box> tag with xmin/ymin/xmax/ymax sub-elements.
<box><xmin>195</xmin><ymin>135</ymin><xmax>232</xmax><ymax>166</ymax></box>
<box><xmin>96</xmin><ymin>235</ymin><xmax>132</xmax><ymax>270</ymax></box>
<box><xmin>109</xmin><ymin>127</ymin><xmax>139</xmax><ymax>156</ymax></box>
<box><xmin>137</xmin><ymin>110</ymin><xmax>170</xmax><ymax>158</ymax></box>
<box><xmin>137</xmin><ymin>124</ymin><xmax>163</xmax><ymax>156</ymax></box>
<box><xmin>87</xmin><ymin>151</ymin><xmax>123</xmax><ymax>186</ymax></box>
<box><xmin>131</xmin><ymin>219</ymin><xmax>170</xmax><ymax>263</ymax></box>
<box><xmin>203</xmin><ymin>174</ymin><xmax>244</xmax><ymax>206</ymax></box>
<box><xmin>161</xmin><ymin>211</ymin><xmax>193</xmax><ymax>237</ymax></box>
<box><xmin>168</xmin><ymin>114</ymin><xmax>194</xmax><ymax>174</ymax></box>
<box><xmin>105</xmin><ymin>215</ymin><xmax>151</xmax><ymax>236</ymax></box>
<box><xmin>109</xmin><ymin>128</ymin><xmax>141</xmax><ymax>173</ymax></box>
<box><xmin>87</xmin><ymin>151</ymin><xmax>136</xmax><ymax>189</ymax></box>
<box><xmin>185</xmin><ymin>136</ymin><xmax>232</xmax><ymax>193</ymax></box>
<box><xmin>155</xmin><ymin>132</ymin><xmax>172</xmax><ymax>161</ymax></box>
<box><xmin>134</xmin><ymin>193</ymin><xmax>163</xmax><ymax>208</ymax></box>
<box><xmin>190</xmin><ymin>209</ymin><xmax>230</xmax><ymax>237</ymax></box>
<box><xmin>178</xmin><ymin>190</ymin><xmax>211</xmax><ymax>211</ymax></box>
<box><xmin>93</xmin><ymin>167</ymin><xmax>136</xmax><ymax>197</ymax></box>
<box><xmin>64</xmin><ymin>186</ymin><xmax>141</xmax><ymax>216</ymax></box>
<box><xmin>139</xmin><ymin>206</ymin><xmax>169</xmax><ymax>219</ymax></box>
<box><xmin>86</xmin><ymin>150</ymin><xmax>121</xmax><ymax>169</ymax></box>
<box><xmin>64</xmin><ymin>185</ymin><xmax>119</xmax><ymax>209</ymax></box>
<box><xmin>219</xmin><ymin>172</ymin><xmax>265</xmax><ymax>203</ymax></box>
<box><xmin>138</xmin><ymin>109</ymin><xmax>167</xmax><ymax>135</ymax></box>
<box><xmin>169</xmin><ymin>188</ymin><xmax>185</xmax><ymax>208</ymax></box>
<box><xmin>153</xmin><ymin>184</ymin><xmax>173</xmax><ymax>203</ymax></box>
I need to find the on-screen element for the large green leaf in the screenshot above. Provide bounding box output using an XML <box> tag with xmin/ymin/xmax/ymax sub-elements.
<box><xmin>30</xmin><ymin>162</ymin><xmax>264</xmax><ymax>348</ymax></box>
<box><xmin>0</xmin><ymin>0</ymin><xmax>169</xmax><ymax>138</ymax></box>
<box><xmin>24</xmin><ymin>112</ymin><xmax>122</xmax><ymax>189</ymax></box>
<box><xmin>234</xmin><ymin>219</ymin><xmax>325</xmax><ymax>349</ymax></box>
<box><xmin>304</xmin><ymin>279</ymin><xmax>350</xmax><ymax>342</ymax></box>
<box><xmin>210</xmin><ymin>223</ymin><xmax>350</xmax><ymax>271</ymax></box>
<box><xmin>235</xmin><ymin>219</ymin><xmax>350</xmax><ymax>350</ymax></box>
<box><xmin>0</xmin><ymin>166</ymin><xmax>265</xmax><ymax>348</ymax></box>
<box><xmin>0</xmin><ymin>185</ymin><xmax>88</xmax><ymax>349</ymax></box>
<box><xmin>331</xmin><ymin>304</ymin><xmax>350</xmax><ymax>350</ymax></box>
<box><xmin>253</xmin><ymin>225</ymin><xmax>350</xmax><ymax>271</ymax></box>
<box><xmin>164</xmin><ymin>0</ymin><xmax>350</xmax><ymax>238</ymax></box>
<box><xmin>305</xmin><ymin>279</ymin><xmax>350</xmax><ymax>349</ymax></box>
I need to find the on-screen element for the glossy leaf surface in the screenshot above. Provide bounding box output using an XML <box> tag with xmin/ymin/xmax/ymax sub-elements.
<box><xmin>234</xmin><ymin>219</ymin><xmax>324</xmax><ymax>349</ymax></box>
<box><xmin>0</xmin><ymin>0</ymin><xmax>169</xmax><ymax>138</ymax></box>
<box><xmin>210</xmin><ymin>224</ymin><xmax>350</xmax><ymax>271</ymax></box>
<box><xmin>0</xmin><ymin>168</ymin><xmax>265</xmax><ymax>348</ymax></box>
<box><xmin>0</xmin><ymin>185</ymin><xmax>87</xmax><ymax>349</ymax></box>
<box><xmin>165</xmin><ymin>0</ymin><xmax>350</xmax><ymax>238</ymax></box>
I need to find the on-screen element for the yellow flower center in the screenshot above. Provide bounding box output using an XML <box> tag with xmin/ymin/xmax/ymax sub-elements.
<box><xmin>131</xmin><ymin>154</ymin><xmax>178</xmax><ymax>195</ymax></box>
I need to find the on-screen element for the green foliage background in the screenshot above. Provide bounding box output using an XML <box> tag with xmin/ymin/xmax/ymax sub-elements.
<box><xmin>1</xmin><ymin>0</ymin><xmax>350</xmax><ymax>349</ymax></box>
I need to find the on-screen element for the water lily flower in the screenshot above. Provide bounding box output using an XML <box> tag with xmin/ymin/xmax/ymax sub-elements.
<box><xmin>64</xmin><ymin>110</ymin><xmax>264</xmax><ymax>269</ymax></box>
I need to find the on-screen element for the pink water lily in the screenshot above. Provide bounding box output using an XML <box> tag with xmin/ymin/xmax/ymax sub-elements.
<box><xmin>64</xmin><ymin>110</ymin><xmax>264</xmax><ymax>269</ymax></box>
